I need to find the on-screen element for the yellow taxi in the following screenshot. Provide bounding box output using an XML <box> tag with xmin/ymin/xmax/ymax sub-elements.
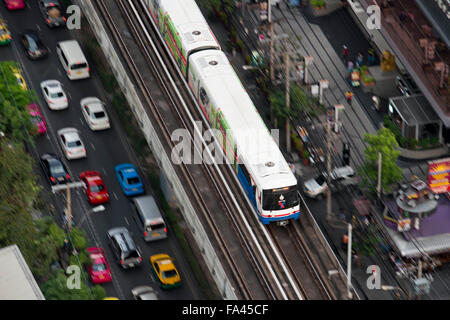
<box><xmin>103</xmin><ymin>297</ymin><xmax>119</xmax><ymax>300</ymax></box>
<box><xmin>150</xmin><ymin>254</ymin><xmax>181</xmax><ymax>289</ymax></box>
<box><xmin>0</xmin><ymin>19</ymin><xmax>12</xmax><ymax>46</ymax></box>
<box><xmin>10</xmin><ymin>65</ymin><xmax>27</xmax><ymax>91</ymax></box>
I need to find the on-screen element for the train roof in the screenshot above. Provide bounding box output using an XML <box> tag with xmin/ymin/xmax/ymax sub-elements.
<box><xmin>151</xmin><ymin>0</ymin><xmax>219</xmax><ymax>55</ymax></box>
<box><xmin>189</xmin><ymin>50</ymin><xmax>297</xmax><ymax>190</ymax></box>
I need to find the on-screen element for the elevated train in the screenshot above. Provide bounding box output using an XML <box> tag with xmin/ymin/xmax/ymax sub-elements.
<box><xmin>143</xmin><ymin>0</ymin><xmax>300</xmax><ymax>224</ymax></box>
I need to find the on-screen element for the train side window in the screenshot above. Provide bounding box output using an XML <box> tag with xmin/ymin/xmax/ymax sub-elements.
<box><xmin>200</xmin><ymin>87</ymin><xmax>209</xmax><ymax>105</ymax></box>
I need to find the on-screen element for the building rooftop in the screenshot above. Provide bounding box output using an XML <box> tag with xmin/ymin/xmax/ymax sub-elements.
<box><xmin>384</xmin><ymin>196</ymin><xmax>450</xmax><ymax>257</ymax></box>
<box><xmin>0</xmin><ymin>245</ymin><xmax>45</xmax><ymax>300</ymax></box>
<box><xmin>389</xmin><ymin>95</ymin><xmax>441</xmax><ymax>126</ymax></box>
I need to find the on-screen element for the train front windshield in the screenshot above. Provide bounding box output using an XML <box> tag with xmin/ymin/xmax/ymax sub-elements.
<box><xmin>262</xmin><ymin>186</ymin><xmax>299</xmax><ymax>211</ymax></box>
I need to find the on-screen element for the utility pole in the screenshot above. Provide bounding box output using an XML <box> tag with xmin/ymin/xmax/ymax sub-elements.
<box><xmin>326</xmin><ymin>107</ymin><xmax>333</xmax><ymax>222</ymax></box>
<box><xmin>347</xmin><ymin>223</ymin><xmax>353</xmax><ymax>299</ymax></box>
<box><xmin>269</xmin><ymin>0</ymin><xmax>275</xmax><ymax>83</ymax></box>
<box><xmin>52</xmin><ymin>182</ymin><xmax>85</xmax><ymax>233</ymax></box>
<box><xmin>285</xmin><ymin>51</ymin><xmax>291</xmax><ymax>153</ymax></box>
<box><xmin>66</xmin><ymin>185</ymin><xmax>72</xmax><ymax>232</ymax></box>
<box><xmin>377</xmin><ymin>151</ymin><xmax>382</xmax><ymax>199</ymax></box>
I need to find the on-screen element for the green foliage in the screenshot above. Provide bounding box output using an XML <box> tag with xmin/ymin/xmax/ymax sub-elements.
<box><xmin>0</xmin><ymin>140</ymin><xmax>40</xmax><ymax>266</ymax></box>
<box><xmin>360</xmin><ymin>128</ymin><xmax>403</xmax><ymax>193</ymax></box>
<box><xmin>269</xmin><ymin>88</ymin><xmax>291</xmax><ymax>124</ymax></box>
<box><xmin>291</xmin><ymin>131</ymin><xmax>304</xmax><ymax>154</ymax></box>
<box><xmin>290</xmin><ymin>84</ymin><xmax>322</xmax><ymax>118</ymax></box>
<box><xmin>69</xmin><ymin>227</ymin><xmax>88</xmax><ymax>251</ymax></box>
<box><xmin>41</xmin><ymin>270</ymin><xmax>105</xmax><ymax>300</ymax></box>
<box><xmin>0</xmin><ymin>61</ymin><xmax>37</xmax><ymax>143</ymax></box>
<box><xmin>408</xmin><ymin>138</ymin><xmax>418</xmax><ymax>149</ymax></box>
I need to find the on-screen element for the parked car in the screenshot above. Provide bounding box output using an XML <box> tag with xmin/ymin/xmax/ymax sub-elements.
<box><xmin>303</xmin><ymin>166</ymin><xmax>357</xmax><ymax>199</ymax></box>
<box><xmin>107</xmin><ymin>227</ymin><xmax>142</xmax><ymax>269</ymax></box>
<box><xmin>150</xmin><ymin>254</ymin><xmax>181</xmax><ymax>289</ymax></box>
<box><xmin>396</xmin><ymin>73</ymin><xmax>420</xmax><ymax>97</ymax></box>
<box><xmin>86</xmin><ymin>247</ymin><xmax>112</xmax><ymax>284</ymax></box>
<box><xmin>40</xmin><ymin>80</ymin><xmax>68</xmax><ymax>110</ymax></box>
<box><xmin>57</xmin><ymin>127</ymin><xmax>86</xmax><ymax>160</ymax></box>
<box><xmin>28</xmin><ymin>104</ymin><xmax>47</xmax><ymax>135</ymax></box>
<box><xmin>115</xmin><ymin>163</ymin><xmax>144</xmax><ymax>196</ymax></box>
<box><xmin>4</xmin><ymin>0</ymin><xmax>25</xmax><ymax>10</ymax></box>
<box><xmin>80</xmin><ymin>97</ymin><xmax>110</xmax><ymax>131</ymax></box>
<box><xmin>10</xmin><ymin>65</ymin><xmax>27</xmax><ymax>91</ymax></box>
<box><xmin>38</xmin><ymin>0</ymin><xmax>66</xmax><ymax>28</ymax></box>
<box><xmin>80</xmin><ymin>171</ymin><xmax>109</xmax><ymax>204</ymax></box>
<box><xmin>0</xmin><ymin>19</ymin><xmax>12</xmax><ymax>46</ymax></box>
<box><xmin>131</xmin><ymin>286</ymin><xmax>159</xmax><ymax>300</ymax></box>
<box><xmin>39</xmin><ymin>153</ymin><xmax>70</xmax><ymax>185</ymax></box>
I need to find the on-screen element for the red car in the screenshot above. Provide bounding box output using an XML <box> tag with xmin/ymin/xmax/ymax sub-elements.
<box><xmin>4</xmin><ymin>0</ymin><xmax>25</xmax><ymax>10</ymax></box>
<box><xmin>86</xmin><ymin>247</ymin><xmax>112</xmax><ymax>284</ymax></box>
<box><xmin>80</xmin><ymin>171</ymin><xmax>110</xmax><ymax>204</ymax></box>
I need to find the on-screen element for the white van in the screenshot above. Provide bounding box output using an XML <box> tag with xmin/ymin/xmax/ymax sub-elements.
<box><xmin>56</xmin><ymin>40</ymin><xmax>90</xmax><ymax>80</ymax></box>
<box><xmin>132</xmin><ymin>195</ymin><xmax>168</xmax><ymax>242</ymax></box>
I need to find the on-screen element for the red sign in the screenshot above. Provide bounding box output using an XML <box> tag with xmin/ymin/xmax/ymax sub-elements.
<box><xmin>428</xmin><ymin>158</ymin><xmax>450</xmax><ymax>194</ymax></box>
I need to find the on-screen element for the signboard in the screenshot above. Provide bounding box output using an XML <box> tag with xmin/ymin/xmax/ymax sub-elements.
<box><xmin>427</xmin><ymin>157</ymin><xmax>450</xmax><ymax>193</ymax></box>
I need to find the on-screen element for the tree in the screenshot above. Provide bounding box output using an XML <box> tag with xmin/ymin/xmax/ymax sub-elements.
<box><xmin>360</xmin><ymin>128</ymin><xmax>403</xmax><ymax>193</ymax></box>
<box><xmin>0</xmin><ymin>61</ymin><xmax>37</xmax><ymax>143</ymax></box>
<box><xmin>270</xmin><ymin>88</ymin><xmax>292</xmax><ymax>128</ymax></box>
<box><xmin>41</xmin><ymin>270</ymin><xmax>106</xmax><ymax>300</ymax></box>
<box><xmin>0</xmin><ymin>140</ymin><xmax>40</xmax><ymax>265</ymax></box>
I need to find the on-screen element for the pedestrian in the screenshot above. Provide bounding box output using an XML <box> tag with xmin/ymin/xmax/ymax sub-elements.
<box><xmin>345</xmin><ymin>91</ymin><xmax>353</xmax><ymax>104</ymax></box>
<box><xmin>346</xmin><ymin>60</ymin><xmax>354</xmax><ymax>74</ymax></box>
<box><xmin>342</xmin><ymin>45</ymin><xmax>349</xmax><ymax>62</ymax></box>
<box><xmin>341</xmin><ymin>233</ymin><xmax>348</xmax><ymax>251</ymax></box>
<box><xmin>356</xmin><ymin>52</ymin><xmax>364</xmax><ymax>67</ymax></box>
<box><xmin>367</xmin><ymin>48</ymin><xmax>375</xmax><ymax>66</ymax></box>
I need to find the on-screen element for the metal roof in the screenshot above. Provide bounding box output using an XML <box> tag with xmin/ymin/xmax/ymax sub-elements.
<box><xmin>189</xmin><ymin>50</ymin><xmax>297</xmax><ymax>190</ymax></box>
<box><xmin>0</xmin><ymin>245</ymin><xmax>45</xmax><ymax>300</ymax></box>
<box><xmin>386</xmin><ymin>228</ymin><xmax>450</xmax><ymax>258</ymax></box>
<box><xmin>389</xmin><ymin>95</ymin><xmax>441</xmax><ymax>126</ymax></box>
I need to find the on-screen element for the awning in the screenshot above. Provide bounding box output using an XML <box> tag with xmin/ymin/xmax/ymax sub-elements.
<box><xmin>389</xmin><ymin>95</ymin><xmax>441</xmax><ymax>126</ymax></box>
<box><xmin>413</xmin><ymin>0</ymin><xmax>450</xmax><ymax>48</ymax></box>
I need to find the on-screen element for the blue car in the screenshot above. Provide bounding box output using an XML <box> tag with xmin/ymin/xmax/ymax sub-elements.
<box><xmin>115</xmin><ymin>163</ymin><xmax>144</xmax><ymax>196</ymax></box>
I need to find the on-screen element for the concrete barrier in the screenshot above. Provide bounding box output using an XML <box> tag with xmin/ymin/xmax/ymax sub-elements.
<box><xmin>75</xmin><ymin>0</ymin><xmax>236</xmax><ymax>299</ymax></box>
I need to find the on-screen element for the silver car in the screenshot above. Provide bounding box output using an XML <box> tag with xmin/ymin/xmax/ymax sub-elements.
<box><xmin>57</xmin><ymin>128</ymin><xmax>86</xmax><ymax>160</ymax></box>
<box><xmin>131</xmin><ymin>286</ymin><xmax>159</xmax><ymax>300</ymax></box>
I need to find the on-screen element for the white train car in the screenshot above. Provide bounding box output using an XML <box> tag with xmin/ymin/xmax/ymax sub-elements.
<box><xmin>143</xmin><ymin>0</ymin><xmax>220</xmax><ymax>76</ymax></box>
<box><xmin>188</xmin><ymin>50</ymin><xmax>300</xmax><ymax>224</ymax></box>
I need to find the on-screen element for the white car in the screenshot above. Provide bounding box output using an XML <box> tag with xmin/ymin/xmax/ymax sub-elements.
<box><xmin>303</xmin><ymin>173</ymin><xmax>328</xmax><ymax>199</ymax></box>
<box><xmin>40</xmin><ymin>80</ymin><xmax>68</xmax><ymax>110</ymax></box>
<box><xmin>303</xmin><ymin>166</ymin><xmax>357</xmax><ymax>199</ymax></box>
<box><xmin>80</xmin><ymin>97</ymin><xmax>110</xmax><ymax>131</ymax></box>
<box><xmin>57</xmin><ymin>128</ymin><xmax>86</xmax><ymax>160</ymax></box>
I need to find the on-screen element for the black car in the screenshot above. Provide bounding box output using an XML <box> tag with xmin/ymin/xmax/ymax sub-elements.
<box><xmin>38</xmin><ymin>0</ymin><xmax>66</xmax><ymax>28</ymax></box>
<box><xmin>21</xmin><ymin>30</ymin><xmax>48</xmax><ymax>60</ymax></box>
<box><xmin>107</xmin><ymin>227</ymin><xmax>142</xmax><ymax>269</ymax></box>
<box><xmin>40</xmin><ymin>153</ymin><xmax>70</xmax><ymax>185</ymax></box>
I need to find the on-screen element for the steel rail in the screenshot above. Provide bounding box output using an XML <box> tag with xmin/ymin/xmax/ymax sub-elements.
<box><xmin>95</xmin><ymin>0</ymin><xmax>255</xmax><ymax>299</ymax></box>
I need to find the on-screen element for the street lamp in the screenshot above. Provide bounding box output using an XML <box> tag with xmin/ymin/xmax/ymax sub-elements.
<box><xmin>77</xmin><ymin>205</ymin><xmax>105</xmax><ymax>228</ymax></box>
<box><xmin>381</xmin><ymin>285</ymin><xmax>408</xmax><ymax>299</ymax></box>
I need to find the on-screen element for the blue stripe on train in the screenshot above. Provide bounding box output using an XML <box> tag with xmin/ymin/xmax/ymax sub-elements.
<box><xmin>237</xmin><ymin>166</ymin><xmax>257</xmax><ymax>209</ymax></box>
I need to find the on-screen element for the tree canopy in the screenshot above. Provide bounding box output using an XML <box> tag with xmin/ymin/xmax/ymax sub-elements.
<box><xmin>360</xmin><ymin>127</ymin><xmax>403</xmax><ymax>193</ymax></box>
<box><xmin>0</xmin><ymin>61</ymin><xmax>37</xmax><ymax>142</ymax></box>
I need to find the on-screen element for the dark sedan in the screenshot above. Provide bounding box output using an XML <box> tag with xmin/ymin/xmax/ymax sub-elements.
<box><xmin>39</xmin><ymin>153</ymin><xmax>70</xmax><ymax>185</ymax></box>
<box><xmin>38</xmin><ymin>0</ymin><xmax>66</xmax><ymax>28</ymax></box>
<box><xmin>20</xmin><ymin>30</ymin><xmax>48</xmax><ymax>60</ymax></box>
